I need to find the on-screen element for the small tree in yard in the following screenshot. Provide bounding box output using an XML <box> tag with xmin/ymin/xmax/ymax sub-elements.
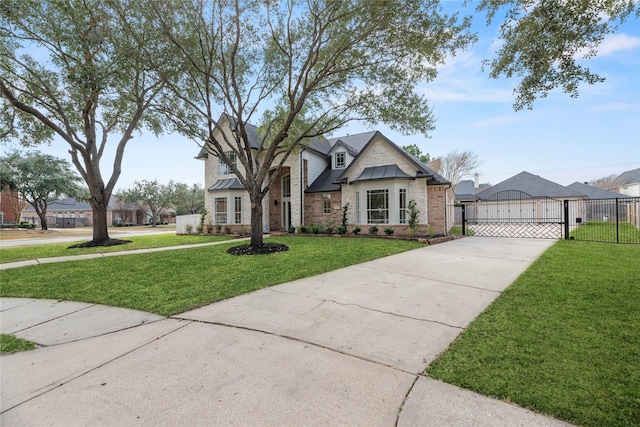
<box><xmin>120</xmin><ymin>180</ymin><xmax>175</xmax><ymax>227</ymax></box>
<box><xmin>407</xmin><ymin>199</ymin><xmax>420</xmax><ymax>237</ymax></box>
<box><xmin>0</xmin><ymin>151</ymin><xmax>83</xmax><ymax>230</ymax></box>
<box><xmin>144</xmin><ymin>0</ymin><xmax>474</xmax><ymax>253</ymax></box>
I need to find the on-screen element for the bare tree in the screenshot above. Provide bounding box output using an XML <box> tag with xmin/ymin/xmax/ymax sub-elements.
<box><xmin>589</xmin><ymin>174</ymin><xmax>620</xmax><ymax>189</ymax></box>
<box><xmin>145</xmin><ymin>0</ymin><xmax>474</xmax><ymax>247</ymax></box>
<box><xmin>429</xmin><ymin>150</ymin><xmax>481</xmax><ymax>188</ymax></box>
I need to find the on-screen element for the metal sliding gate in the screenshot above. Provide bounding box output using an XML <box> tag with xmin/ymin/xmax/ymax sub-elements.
<box><xmin>462</xmin><ymin>190</ymin><xmax>564</xmax><ymax>239</ymax></box>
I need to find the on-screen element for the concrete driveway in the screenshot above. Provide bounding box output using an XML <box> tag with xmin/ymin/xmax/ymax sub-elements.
<box><xmin>0</xmin><ymin>237</ymin><xmax>571</xmax><ymax>426</ymax></box>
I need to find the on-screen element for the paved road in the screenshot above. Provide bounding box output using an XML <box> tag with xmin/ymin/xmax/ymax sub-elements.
<box><xmin>0</xmin><ymin>237</ymin><xmax>572</xmax><ymax>426</ymax></box>
<box><xmin>0</xmin><ymin>228</ymin><xmax>174</xmax><ymax>248</ymax></box>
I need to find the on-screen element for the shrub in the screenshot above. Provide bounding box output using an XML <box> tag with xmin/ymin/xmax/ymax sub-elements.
<box><xmin>407</xmin><ymin>199</ymin><xmax>419</xmax><ymax>231</ymax></box>
<box><xmin>206</xmin><ymin>221</ymin><xmax>214</xmax><ymax>234</ymax></box>
<box><xmin>353</xmin><ymin>227</ymin><xmax>361</xmax><ymax>235</ymax></box>
<box><xmin>289</xmin><ymin>225</ymin><xmax>296</xmax><ymax>233</ymax></box>
<box><xmin>298</xmin><ymin>225</ymin><xmax>308</xmax><ymax>233</ymax></box>
<box><xmin>337</xmin><ymin>225</ymin><xmax>346</xmax><ymax>235</ymax></box>
<box><xmin>224</xmin><ymin>226</ymin><xmax>232</xmax><ymax>234</ymax></box>
<box><xmin>216</xmin><ymin>225</ymin><xmax>222</xmax><ymax>233</ymax></box>
<box><xmin>196</xmin><ymin>224</ymin><xmax>204</xmax><ymax>234</ymax></box>
<box><xmin>384</xmin><ymin>228</ymin><xmax>394</xmax><ymax>235</ymax></box>
<box><xmin>368</xmin><ymin>225</ymin><xmax>378</xmax><ymax>235</ymax></box>
<box><xmin>311</xmin><ymin>224</ymin><xmax>323</xmax><ymax>234</ymax></box>
<box><xmin>184</xmin><ymin>224</ymin><xmax>193</xmax><ymax>234</ymax></box>
<box><xmin>325</xmin><ymin>224</ymin><xmax>334</xmax><ymax>234</ymax></box>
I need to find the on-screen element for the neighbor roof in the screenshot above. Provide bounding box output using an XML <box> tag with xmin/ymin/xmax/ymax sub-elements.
<box><xmin>454</xmin><ymin>180</ymin><xmax>480</xmax><ymax>202</ymax></box>
<box><xmin>475</xmin><ymin>171</ymin><xmax>584</xmax><ymax>199</ymax></box>
<box><xmin>615</xmin><ymin>167</ymin><xmax>640</xmax><ymax>185</ymax></box>
<box><xmin>566</xmin><ymin>182</ymin><xmax>630</xmax><ymax>199</ymax></box>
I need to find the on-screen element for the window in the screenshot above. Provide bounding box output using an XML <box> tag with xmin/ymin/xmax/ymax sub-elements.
<box><xmin>367</xmin><ymin>189</ymin><xmax>389</xmax><ymax>224</ymax></box>
<box><xmin>335</xmin><ymin>152</ymin><xmax>346</xmax><ymax>168</ymax></box>
<box><xmin>399</xmin><ymin>189</ymin><xmax>407</xmax><ymax>224</ymax></box>
<box><xmin>234</xmin><ymin>196</ymin><xmax>242</xmax><ymax>224</ymax></box>
<box><xmin>282</xmin><ymin>174</ymin><xmax>291</xmax><ymax>198</ymax></box>
<box><xmin>355</xmin><ymin>191</ymin><xmax>360</xmax><ymax>223</ymax></box>
<box><xmin>218</xmin><ymin>151</ymin><xmax>237</xmax><ymax>175</ymax></box>
<box><xmin>323</xmin><ymin>194</ymin><xmax>331</xmax><ymax>214</ymax></box>
<box><xmin>215</xmin><ymin>197</ymin><xmax>227</xmax><ymax>224</ymax></box>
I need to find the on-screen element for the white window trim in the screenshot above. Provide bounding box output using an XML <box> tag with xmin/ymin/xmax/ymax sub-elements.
<box><xmin>334</xmin><ymin>151</ymin><xmax>346</xmax><ymax>169</ymax></box>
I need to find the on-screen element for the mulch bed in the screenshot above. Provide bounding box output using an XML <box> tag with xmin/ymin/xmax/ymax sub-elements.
<box><xmin>68</xmin><ymin>239</ymin><xmax>132</xmax><ymax>249</ymax></box>
<box><xmin>227</xmin><ymin>243</ymin><xmax>289</xmax><ymax>256</ymax></box>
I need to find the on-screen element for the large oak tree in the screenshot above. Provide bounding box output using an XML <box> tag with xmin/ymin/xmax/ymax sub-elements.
<box><xmin>0</xmin><ymin>0</ymin><xmax>173</xmax><ymax>245</ymax></box>
<box><xmin>146</xmin><ymin>0</ymin><xmax>474</xmax><ymax>247</ymax></box>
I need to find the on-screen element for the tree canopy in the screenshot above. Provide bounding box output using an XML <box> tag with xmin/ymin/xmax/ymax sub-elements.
<box><xmin>402</xmin><ymin>144</ymin><xmax>431</xmax><ymax>163</ymax></box>
<box><xmin>0</xmin><ymin>0</ymin><xmax>172</xmax><ymax>244</ymax></box>
<box><xmin>119</xmin><ymin>180</ymin><xmax>175</xmax><ymax>226</ymax></box>
<box><xmin>145</xmin><ymin>0</ymin><xmax>474</xmax><ymax>247</ymax></box>
<box><xmin>478</xmin><ymin>0</ymin><xmax>639</xmax><ymax>110</ymax></box>
<box><xmin>0</xmin><ymin>150</ymin><xmax>83</xmax><ymax>230</ymax></box>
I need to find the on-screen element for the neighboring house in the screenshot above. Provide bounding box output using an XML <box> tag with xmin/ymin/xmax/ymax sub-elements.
<box><xmin>566</xmin><ymin>182</ymin><xmax>630</xmax><ymax>199</ymax></box>
<box><xmin>21</xmin><ymin>197</ymin><xmax>150</xmax><ymax>228</ymax></box>
<box><xmin>0</xmin><ymin>186</ymin><xmax>20</xmax><ymax>224</ymax></box>
<box><xmin>454</xmin><ymin>175</ymin><xmax>491</xmax><ymax>203</ymax></box>
<box><xmin>609</xmin><ymin>167</ymin><xmax>640</xmax><ymax>197</ymax></box>
<box><xmin>197</xmin><ymin>115</ymin><xmax>455</xmax><ymax>235</ymax></box>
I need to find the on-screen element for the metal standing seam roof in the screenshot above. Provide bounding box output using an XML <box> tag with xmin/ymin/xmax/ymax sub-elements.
<box><xmin>352</xmin><ymin>165</ymin><xmax>414</xmax><ymax>182</ymax></box>
<box><xmin>207</xmin><ymin>178</ymin><xmax>245</xmax><ymax>191</ymax></box>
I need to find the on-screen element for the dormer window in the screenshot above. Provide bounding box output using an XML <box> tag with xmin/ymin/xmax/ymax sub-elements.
<box><xmin>335</xmin><ymin>151</ymin><xmax>346</xmax><ymax>169</ymax></box>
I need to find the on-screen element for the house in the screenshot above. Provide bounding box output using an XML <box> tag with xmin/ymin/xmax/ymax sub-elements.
<box><xmin>197</xmin><ymin>115</ymin><xmax>455</xmax><ymax>235</ymax></box>
<box><xmin>566</xmin><ymin>182</ymin><xmax>630</xmax><ymax>199</ymax></box>
<box><xmin>21</xmin><ymin>197</ymin><xmax>156</xmax><ymax>228</ymax></box>
<box><xmin>609</xmin><ymin>167</ymin><xmax>640</xmax><ymax>197</ymax></box>
<box><xmin>0</xmin><ymin>186</ymin><xmax>21</xmax><ymax>224</ymax></box>
<box><xmin>454</xmin><ymin>174</ymin><xmax>491</xmax><ymax>203</ymax></box>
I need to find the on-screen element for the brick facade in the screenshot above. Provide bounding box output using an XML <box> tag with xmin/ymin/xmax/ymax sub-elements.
<box><xmin>304</xmin><ymin>191</ymin><xmax>342</xmax><ymax>226</ymax></box>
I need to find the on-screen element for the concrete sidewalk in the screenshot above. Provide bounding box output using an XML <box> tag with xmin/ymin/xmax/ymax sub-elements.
<box><xmin>0</xmin><ymin>237</ymin><xmax>572</xmax><ymax>426</ymax></box>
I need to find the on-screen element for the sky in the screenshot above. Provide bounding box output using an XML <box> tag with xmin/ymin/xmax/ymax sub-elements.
<box><xmin>4</xmin><ymin>2</ymin><xmax>640</xmax><ymax>191</ymax></box>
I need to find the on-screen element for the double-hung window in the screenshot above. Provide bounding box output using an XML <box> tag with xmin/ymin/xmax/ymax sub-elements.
<box><xmin>234</xmin><ymin>197</ymin><xmax>242</xmax><ymax>224</ymax></box>
<box><xmin>218</xmin><ymin>151</ymin><xmax>237</xmax><ymax>175</ymax></box>
<box><xmin>215</xmin><ymin>197</ymin><xmax>227</xmax><ymax>224</ymax></box>
<box><xmin>367</xmin><ymin>189</ymin><xmax>389</xmax><ymax>224</ymax></box>
<box><xmin>323</xmin><ymin>194</ymin><xmax>331</xmax><ymax>214</ymax></box>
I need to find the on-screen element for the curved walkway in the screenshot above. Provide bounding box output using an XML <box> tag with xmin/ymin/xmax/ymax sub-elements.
<box><xmin>0</xmin><ymin>237</ymin><xmax>572</xmax><ymax>426</ymax></box>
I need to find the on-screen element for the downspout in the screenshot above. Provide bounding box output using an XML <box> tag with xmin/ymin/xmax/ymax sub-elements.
<box><xmin>445</xmin><ymin>183</ymin><xmax>451</xmax><ymax>236</ymax></box>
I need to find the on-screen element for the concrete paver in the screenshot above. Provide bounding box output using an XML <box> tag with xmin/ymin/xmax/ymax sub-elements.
<box><xmin>0</xmin><ymin>237</ymin><xmax>567</xmax><ymax>426</ymax></box>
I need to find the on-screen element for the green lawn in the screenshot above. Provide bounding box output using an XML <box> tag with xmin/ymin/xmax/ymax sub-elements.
<box><xmin>0</xmin><ymin>236</ymin><xmax>421</xmax><ymax>316</ymax></box>
<box><xmin>1</xmin><ymin>334</ymin><xmax>37</xmax><ymax>354</ymax></box>
<box><xmin>571</xmin><ymin>220</ymin><xmax>640</xmax><ymax>244</ymax></box>
<box><xmin>0</xmin><ymin>234</ymin><xmax>231</xmax><ymax>264</ymax></box>
<box><xmin>427</xmin><ymin>241</ymin><xmax>640</xmax><ymax>427</ymax></box>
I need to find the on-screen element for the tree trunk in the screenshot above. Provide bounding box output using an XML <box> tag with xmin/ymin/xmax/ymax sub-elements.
<box><xmin>250</xmin><ymin>194</ymin><xmax>264</xmax><ymax>247</ymax></box>
<box><xmin>87</xmin><ymin>190</ymin><xmax>111</xmax><ymax>243</ymax></box>
<box><xmin>37</xmin><ymin>211</ymin><xmax>48</xmax><ymax>231</ymax></box>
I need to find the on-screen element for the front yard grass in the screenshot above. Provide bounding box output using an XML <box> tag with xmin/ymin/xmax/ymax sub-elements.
<box><xmin>1</xmin><ymin>334</ymin><xmax>37</xmax><ymax>354</ymax></box>
<box><xmin>426</xmin><ymin>241</ymin><xmax>640</xmax><ymax>427</ymax></box>
<box><xmin>0</xmin><ymin>236</ymin><xmax>421</xmax><ymax>316</ymax></box>
<box><xmin>570</xmin><ymin>220</ymin><xmax>640</xmax><ymax>244</ymax></box>
<box><xmin>0</xmin><ymin>234</ymin><xmax>231</xmax><ymax>264</ymax></box>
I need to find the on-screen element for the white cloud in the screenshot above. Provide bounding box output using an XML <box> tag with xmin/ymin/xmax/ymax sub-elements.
<box><xmin>596</xmin><ymin>33</ymin><xmax>640</xmax><ymax>56</ymax></box>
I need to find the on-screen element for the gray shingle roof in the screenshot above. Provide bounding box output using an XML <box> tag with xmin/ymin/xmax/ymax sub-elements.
<box><xmin>475</xmin><ymin>171</ymin><xmax>584</xmax><ymax>200</ymax></box>
<box><xmin>566</xmin><ymin>182</ymin><xmax>630</xmax><ymax>199</ymax></box>
<box><xmin>616</xmin><ymin>167</ymin><xmax>640</xmax><ymax>185</ymax></box>
<box><xmin>207</xmin><ymin>178</ymin><xmax>245</xmax><ymax>191</ymax></box>
<box><xmin>454</xmin><ymin>180</ymin><xmax>480</xmax><ymax>201</ymax></box>
<box><xmin>304</xmin><ymin>167</ymin><xmax>343</xmax><ymax>193</ymax></box>
<box><xmin>352</xmin><ymin>165</ymin><xmax>413</xmax><ymax>182</ymax></box>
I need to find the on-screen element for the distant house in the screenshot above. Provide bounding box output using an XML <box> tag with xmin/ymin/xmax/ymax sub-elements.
<box><xmin>609</xmin><ymin>167</ymin><xmax>640</xmax><ymax>197</ymax></box>
<box><xmin>0</xmin><ymin>186</ymin><xmax>21</xmax><ymax>224</ymax></box>
<box><xmin>21</xmin><ymin>197</ymin><xmax>149</xmax><ymax>228</ymax></box>
<box><xmin>198</xmin><ymin>114</ymin><xmax>455</xmax><ymax>235</ymax></box>
<box><xmin>566</xmin><ymin>182</ymin><xmax>630</xmax><ymax>199</ymax></box>
<box><xmin>454</xmin><ymin>175</ymin><xmax>491</xmax><ymax>203</ymax></box>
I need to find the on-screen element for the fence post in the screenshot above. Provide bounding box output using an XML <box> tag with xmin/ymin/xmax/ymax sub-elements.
<box><xmin>563</xmin><ymin>200</ymin><xmax>569</xmax><ymax>240</ymax></box>
<box><xmin>461</xmin><ymin>204</ymin><xmax>466</xmax><ymax>236</ymax></box>
<box><xmin>615</xmin><ymin>198</ymin><xmax>619</xmax><ymax>244</ymax></box>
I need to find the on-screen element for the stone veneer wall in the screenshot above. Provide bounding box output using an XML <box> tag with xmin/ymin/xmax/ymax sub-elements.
<box><xmin>303</xmin><ymin>192</ymin><xmax>343</xmax><ymax>226</ymax></box>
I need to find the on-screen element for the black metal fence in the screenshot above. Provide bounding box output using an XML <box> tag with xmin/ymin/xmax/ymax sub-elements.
<box><xmin>568</xmin><ymin>197</ymin><xmax>640</xmax><ymax>244</ymax></box>
<box><xmin>452</xmin><ymin>195</ymin><xmax>640</xmax><ymax>244</ymax></box>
